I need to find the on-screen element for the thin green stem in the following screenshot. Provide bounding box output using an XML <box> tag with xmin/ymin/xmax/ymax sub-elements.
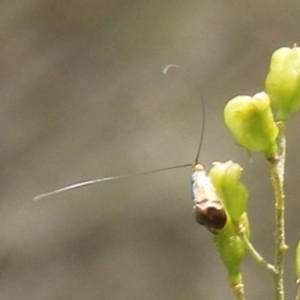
<box><xmin>238</xmin><ymin>228</ymin><xmax>277</xmax><ymax>274</ymax></box>
<box><xmin>232</xmin><ymin>284</ymin><xmax>245</xmax><ymax>300</ymax></box>
<box><xmin>268</xmin><ymin>121</ymin><xmax>288</xmax><ymax>300</ymax></box>
<box><xmin>296</xmin><ymin>280</ymin><xmax>300</xmax><ymax>300</ymax></box>
<box><xmin>230</xmin><ymin>273</ymin><xmax>246</xmax><ymax>300</ymax></box>
<box><xmin>296</xmin><ymin>240</ymin><xmax>300</xmax><ymax>300</ymax></box>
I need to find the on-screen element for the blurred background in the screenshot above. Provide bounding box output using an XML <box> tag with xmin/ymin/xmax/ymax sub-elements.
<box><xmin>1</xmin><ymin>0</ymin><xmax>300</xmax><ymax>299</ymax></box>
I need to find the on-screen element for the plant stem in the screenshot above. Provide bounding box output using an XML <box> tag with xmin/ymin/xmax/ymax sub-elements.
<box><xmin>296</xmin><ymin>280</ymin><xmax>300</xmax><ymax>300</ymax></box>
<box><xmin>232</xmin><ymin>284</ymin><xmax>245</xmax><ymax>300</ymax></box>
<box><xmin>296</xmin><ymin>240</ymin><xmax>300</xmax><ymax>300</ymax></box>
<box><xmin>239</xmin><ymin>229</ymin><xmax>277</xmax><ymax>274</ymax></box>
<box><xmin>269</xmin><ymin>121</ymin><xmax>288</xmax><ymax>300</ymax></box>
<box><xmin>230</xmin><ymin>273</ymin><xmax>246</xmax><ymax>300</ymax></box>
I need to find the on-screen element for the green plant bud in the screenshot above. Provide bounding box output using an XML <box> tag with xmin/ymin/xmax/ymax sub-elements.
<box><xmin>265</xmin><ymin>46</ymin><xmax>300</xmax><ymax>121</ymax></box>
<box><xmin>209</xmin><ymin>161</ymin><xmax>248</xmax><ymax>226</ymax></box>
<box><xmin>214</xmin><ymin>221</ymin><xmax>246</xmax><ymax>278</ymax></box>
<box><xmin>224</xmin><ymin>92</ymin><xmax>278</xmax><ymax>158</ymax></box>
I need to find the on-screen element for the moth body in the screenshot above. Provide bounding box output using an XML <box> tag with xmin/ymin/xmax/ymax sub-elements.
<box><xmin>191</xmin><ymin>164</ymin><xmax>226</xmax><ymax>233</ymax></box>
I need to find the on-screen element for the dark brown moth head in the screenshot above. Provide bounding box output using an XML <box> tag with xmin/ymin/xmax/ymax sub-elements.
<box><xmin>194</xmin><ymin>199</ymin><xmax>227</xmax><ymax>234</ymax></box>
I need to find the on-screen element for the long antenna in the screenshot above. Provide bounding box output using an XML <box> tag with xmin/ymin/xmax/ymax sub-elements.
<box><xmin>33</xmin><ymin>163</ymin><xmax>191</xmax><ymax>201</ymax></box>
<box><xmin>33</xmin><ymin>65</ymin><xmax>206</xmax><ymax>201</ymax></box>
<box><xmin>163</xmin><ymin>64</ymin><xmax>205</xmax><ymax>164</ymax></box>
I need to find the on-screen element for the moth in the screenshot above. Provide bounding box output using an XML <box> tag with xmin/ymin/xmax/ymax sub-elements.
<box><xmin>33</xmin><ymin>65</ymin><xmax>226</xmax><ymax>234</ymax></box>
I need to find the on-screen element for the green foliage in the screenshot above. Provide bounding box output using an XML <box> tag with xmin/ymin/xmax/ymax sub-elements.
<box><xmin>216</xmin><ymin>45</ymin><xmax>300</xmax><ymax>300</ymax></box>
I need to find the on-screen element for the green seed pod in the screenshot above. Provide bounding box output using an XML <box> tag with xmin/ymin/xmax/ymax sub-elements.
<box><xmin>209</xmin><ymin>161</ymin><xmax>249</xmax><ymax>280</ymax></box>
<box><xmin>265</xmin><ymin>46</ymin><xmax>300</xmax><ymax>121</ymax></box>
<box><xmin>209</xmin><ymin>161</ymin><xmax>248</xmax><ymax>226</ymax></box>
<box><xmin>214</xmin><ymin>220</ymin><xmax>246</xmax><ymax>278</ymax></box>
<box><xmin>224</xmin><ymin>92</ymin><xmax>278</xmax><ymax>158</ymax></box>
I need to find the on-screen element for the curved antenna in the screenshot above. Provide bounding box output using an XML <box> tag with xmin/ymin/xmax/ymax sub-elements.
<box><xmin>33</xmin><ymin>65</ymin><xmax>206</xmax><ymax>201</ymax></box>
<box><xmin>163</xmin><ymin>64</ymin><xmax>205</xmax><ymax>164</ymax></box>
<box><xmin>33</xmin><ymin>163</ymin><xmax>191</xmax><ymax>201</ymax></box>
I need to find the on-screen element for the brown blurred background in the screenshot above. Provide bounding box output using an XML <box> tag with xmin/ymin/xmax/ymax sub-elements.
<box><xmin>1</xmin><ymin>0</ymin><xmax>300</xmax><ymax>299</ymax></box>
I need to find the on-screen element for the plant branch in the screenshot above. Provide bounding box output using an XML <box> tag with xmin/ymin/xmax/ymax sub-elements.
<box><xmin>268</xmin><ymin>121</ymin><xmax>288</xmax><ymax>300</ymax></box>
<box><xmin>230</xmin><ymin>273</ymin><xmax>246</xmax><ymax>300</ymax></box>
<box><xmin>296</xmin><ymin>280</ymin><xmax>300</xmax><ymax>300</ymax></box>
<box><xmin>238</xmin><ymin>227</ymin><xmax>277</xmax><ymax>274</ymax></box>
